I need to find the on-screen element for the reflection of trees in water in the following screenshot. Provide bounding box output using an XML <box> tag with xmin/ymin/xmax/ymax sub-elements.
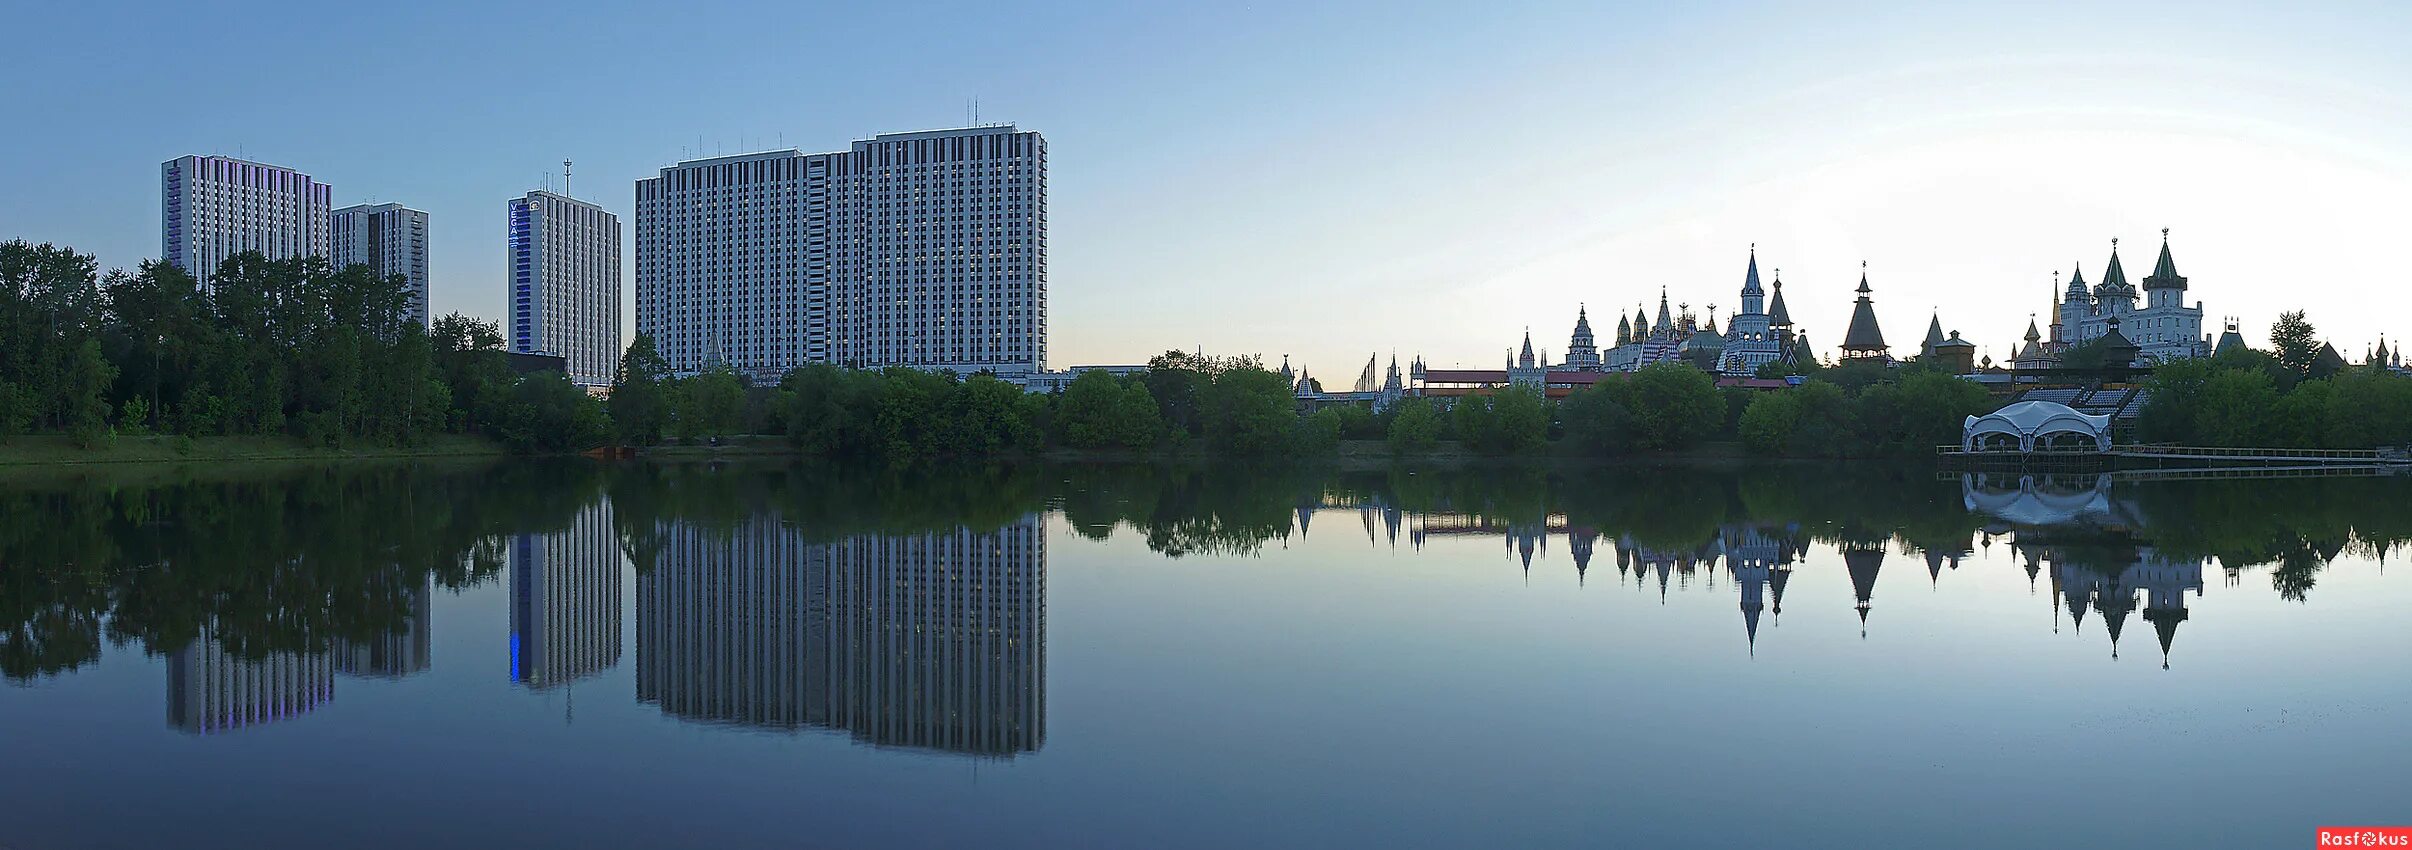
<box><xmin>0</xmin><ymin>460</ymin><xmax>603</xmax><ymax>682</ymax></box>
<box><xmin>8</xmin><ymin>459</ymin><xmax>2410</xmax><ymax>684</ymax></box>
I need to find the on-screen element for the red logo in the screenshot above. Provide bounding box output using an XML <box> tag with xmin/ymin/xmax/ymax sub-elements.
<box><xmin>2320</xmin><ymin>828</ymin><xmax>2412</xmax><ymax>847</ymax></box>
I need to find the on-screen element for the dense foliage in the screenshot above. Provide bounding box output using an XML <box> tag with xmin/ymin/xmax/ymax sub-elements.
<box><xmin>1738</xmin><ymin>367</ymin><xmax>1994</xmax><ymax>457</ymax></box>
<box><xmin>0</xmin><ymin>241</ymin><xmax>605</xmax><ymax>452</ymax></box>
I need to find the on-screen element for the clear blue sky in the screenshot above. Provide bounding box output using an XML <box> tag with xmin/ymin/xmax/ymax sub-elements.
<box><xmin>5</xmin><ymin>0</ymin><xmax>2410</xmax><ymax>374</ymax></box>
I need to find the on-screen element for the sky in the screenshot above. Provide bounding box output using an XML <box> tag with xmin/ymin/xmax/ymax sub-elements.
<box><xmin>5</xmin><ymin>0</ymin><xmax>2411</xmax><ymax>376</ymax></box>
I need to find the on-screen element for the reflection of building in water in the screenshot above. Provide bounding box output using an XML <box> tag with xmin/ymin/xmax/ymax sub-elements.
<box><xmin>637</xmin><ymin>515</ymin><xmax>1046</xmax><ymax>757</ymax></box>
<box><xmin>167</xmin><ymin>627</ymin><xmax>335</xmax><ymax>735</ymax></box>
<box><xmin>1964</xmin><ymin>471</ymin><xmax>2208</xmax><ymax>667</ymax></box>
<box><xmin>511</xmin><ymin>502</ymin><xmax>621</xmax><ymax>688</ymax></box>
<box><xmin>2047</xmin><ymin>553</ymin><xmax>2204</xmax><ymax>667</ymax></box>
<box><xmin>1721</xmin><ymin>525</ymin><xmax>1802</xmax><ymax>651</ymax></box>
<box><xmin>1840</xmin><ymin>540</ymin><xmax>1886</xmax><ymax>637</ymax></box>
<box><xmin>334</xmin><ymin>573</ymin><xmax>432</xmax><ymax>678</ymax></box>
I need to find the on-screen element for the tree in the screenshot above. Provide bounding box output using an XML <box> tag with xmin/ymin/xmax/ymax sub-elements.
<box><xmin>2272</xmin><ymin>311</ymin><xmax>2321</xmax><ymax>378</ymax></box>
<box><xmin>674</xmin><ymin>366</ymin><xmax>747</xmax><ymax>441</ymax></box>
<box><xmin>1454</xmin><ymin>385</ymin><xmax>1548</xmax><ymax>455</ymax></box>
<box><xmin>1739</xmin><ymin>380</ymin><xmax>1850</xmax><ymax>457</ymax></box>
<box><xmin>1622</xmin><ymin>363</ymin><xmax>1722</xmax><ymax>452</ymax></box>
<box><xmin>1385</xmin><ymin>397</ymin><xmax>1442</xmax><ymax>454</ymax></box>
<box><xmin>64</xmin><ymin>338</ymin><xmax>116</xmax><ymax>447</ymax></box>
<box><xmin>1056</xmin><ymin>369</ymin><xmax>1158</xmax><ymax>449</ymax></box>
<box><xmin>610</xmin><ymin>334</ymin><xmax>672</xmax><ymax>446</ymax></box>
<box><xmin>1201</xmin><ymin>367</ymin><xmax>1297</xmax><ymax>455</ymax></box>
<box><xmin>779</xmin><ymin>363</ymin><xmax>880</xmax><ymax>455</ymax></box>
<box><xmin>1559</xmin><ymin>383</ymin><xmax>1635</xmax><ymax>455</ymax></box>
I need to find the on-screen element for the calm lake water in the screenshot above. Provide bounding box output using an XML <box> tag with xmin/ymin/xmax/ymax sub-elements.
<box><xmin>2</xmin><ymin>460</ymin><xmax>2405</xmax><ymax>849</ymax></box>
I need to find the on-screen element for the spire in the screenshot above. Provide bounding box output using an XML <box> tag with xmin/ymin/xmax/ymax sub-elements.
<box><xmin>1616</xmin><ymin>312</ymin><xmax>1632</xmax><ymax>347</ymax></box>
<box><xmin>2097</xmin><ymin>237</ymin><xmax>2133</xmax><ymax>302</ymax></box>
<box><xmin>1922</xmin><ymin>311</ymin><xmax>1947</xmax><ymax>355</ymax></box>
<box><xmin>2064</xmin><ymin>262</ymin><xmax>2089</xmax><ymax>302</ymax></box>
<box><xmin>2024</xmin><ymin>318</ymin><xmax>2042</xmax><ymax>343</ymax></box>
<box><xmin>1655</xmin><ymin>287</ymin><xmax>1673</xmax><ymax>333</ymax></box>
<box><xmin>1741</xmin><ymin>244</ymin><xmax>1764</xmax><ymax>297</ymax></box>
<box><xmin>2144</xmin><ymin>227</ymin><xmax>2186</xmax><ymax>291</ymax></box>
<box><xmin>1519</xmin><ymin>327</ymin><xmax>1536</xmax><ymax>368</ymax></box>
<box><xmin>1840</xmin><ymin>261</ymin><xmax>1889</xmax><ymax>358</ymax></box>
<box><xmin>1634</xmin><ymin>305</ymin><xmax>1650</xmax><ymax>341</ymax></box>
<box><xmin>1766</xmin><ymin>269</ymin><xmax>1792</xmax><ymax>327</ymax></box>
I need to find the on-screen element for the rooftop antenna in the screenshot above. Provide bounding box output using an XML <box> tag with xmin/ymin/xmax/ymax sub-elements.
<box><xmin>563</xmin><ymin>160</ymin><xmax>573</xmax><ymax>198</ymax></box>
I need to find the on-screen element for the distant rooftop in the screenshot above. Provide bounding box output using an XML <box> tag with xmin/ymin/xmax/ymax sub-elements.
<box><xmin>518</xmin><ymin>189</ymin><xmax>610</xmax><ymax>211</ymax></box>
<box><xmin>665</xmin><ymin>125</ymin><xmax>1032</xmax><ymax>168</ymax></box>
<box><xmin>863</xmin><ymin>124</ymin><xmax>1020</xmax><ymax>143</ymax></box>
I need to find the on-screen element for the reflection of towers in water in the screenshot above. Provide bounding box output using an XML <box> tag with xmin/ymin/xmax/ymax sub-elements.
<box><xmin>511</xmin><ymin>502</ymin><xmax>621</xmax><ymax>688</ymax></box>
<box><xmin>637</xmin><ymin>515</ymin><xmax>1046</xmax><ymax>757</ymax></box>
<box><xmin>1614</xmin><ymin>535</ymin><xmax>1722</xmax><ymax>603</ymax></box>
<box><xmin>167</xmin><ymin>626</ymin><xmax>336</xmax><ymax>735</ymax></box>
<box><xmin>1722</xmin><ymin>525</ymin><xmax>1797</xmax><ymax>653</ymax></box>
<box><xmin>335</xmin><ymin>573</ymin><xmax>433</xmax><ymax>678</ymax></box>
<box><xmin>2049</xmin><ymin>550</ymin><xmax>2204</xmax><ymax>668</ymax></box>
<box><xmin>1840</xmin><ymin>539</ymin><xmax>1886</xmax><ymax>638</ymax></box>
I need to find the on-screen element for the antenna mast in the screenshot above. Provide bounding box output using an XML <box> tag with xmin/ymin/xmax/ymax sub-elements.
<box><xmin>563</xmin><ymin>160</ymin><xmax>573</xmax><ymax>198</ymax></box>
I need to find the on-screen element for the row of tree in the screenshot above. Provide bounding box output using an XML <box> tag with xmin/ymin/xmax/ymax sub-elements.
<box><xmin>0</xmin><ymin>241</ymin><xmax>606</xmax><ymax>452</ymax></box>
<box><xmin>2136</xmin><ymin>313</ymin><xmax>2412</xmax><ymax>448</ymax></box>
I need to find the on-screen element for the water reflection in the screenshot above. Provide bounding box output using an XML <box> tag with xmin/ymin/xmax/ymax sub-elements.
<box><xmin>635</xmin><ymin>515</ymin><xmax>1046</xmax><ymax>757</ymax></box>
<box><xmin>168</xmin><ymin>627</ymin><xmax>335</xmax><ymax>734</ymax></box>
<box><xmin>3</xmin><ymin>460</ymin><xmax>2407</xmax><ymax>736</ymax></box>
<box><xmin>509</xmin><ymin>502</ymin><xmax>620</xmax><ymax>688</ymax></box>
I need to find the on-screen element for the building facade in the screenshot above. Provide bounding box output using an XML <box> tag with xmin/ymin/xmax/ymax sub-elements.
<box><xmin>161</xmin><ymin>155</ymin><xmax>332</xmax><ymax>286</ymax></box>
<box><xmin>331</xmin><ymin>203</ymin><xmax>430</xmax><ymax>326</ymax></box>
<box><xmin>508</xmin><ymin>191</ymin><xmax>622</xmax><ymax>386</ymax></box>
<box><xmin>2047</xmin><ymin>231</ymin><xmax>2207</xmax><ymax>365</ymax></box>
<box><xmin>636</xmin><ymin>125</ymin><xmax>1047</xmax><ymax>380</ymax></box>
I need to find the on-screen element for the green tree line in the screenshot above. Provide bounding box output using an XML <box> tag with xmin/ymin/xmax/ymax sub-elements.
<box><xmin>0</xmin><ymin>240</ymin><xmax>606</xmax><ymax>452</ymax></box>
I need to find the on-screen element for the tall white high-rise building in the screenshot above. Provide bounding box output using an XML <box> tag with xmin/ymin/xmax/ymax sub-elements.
<box><xmin>508</xmin><ymin>191</ymin><xmax>621</xmax><ymax>386</ymax></box>
<box><xmin>636</xmin><ymin>125</ymin><xmax>1047</xmax><ymax>380</ymax></box>
<box><xmin>161</xmin><ymin>155</ymin><xmax>333</xmax><ymax>285</ymax></box>
<box><xmin>331</xmin><ymin>203</ymin><xmax>431</xmax><ymax>327</ymax></box>
<box><xmin>635</xmin><ymin>150</ymin><xmax>841</xmax><ymax>374</ymax></box>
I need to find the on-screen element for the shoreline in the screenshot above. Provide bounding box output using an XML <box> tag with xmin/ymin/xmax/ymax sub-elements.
<box><xmin>0</xmin><ymin>434</ymin><xmax>510</xmax><ymax>469</ymax></box>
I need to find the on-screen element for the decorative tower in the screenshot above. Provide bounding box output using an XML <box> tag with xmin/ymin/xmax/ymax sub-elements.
<box><xmin>2058</xmin><ymin>262</ymin><xmax>2091</xmax><ymax>345</ymax></box>
<box><xmin>2094</xmin><ymin>238</ymin><xmax>2137</xmax><ymax>315</ymax></box>
<box><xmin>2141</xmin><ymin>228</ymin><xmax>2187</xmax><ymax>309</ymax></box>
<box><xmin>1615</xmin><ymin>312</ymin><xmax>1633</xmax><ymax>348</ymax></box>
<box><xmin>1737</xmin><ymin>245</ymin><xmax>1767</xmax><ymax>329</ymax></box>
<box><xmin>1566</xmin><ymin>306</ymin><xmax>1601</xmax><ymax>370</ymax></box>
<box><xmin>1839</xmin><ymin>262</ymin><xmax>1890</xmax><ymax>361</ymax></box>
<box><xmin>1767</xmin><ymin>269</ymin><xmax>1793</xmax><ymax>346</ymax></box>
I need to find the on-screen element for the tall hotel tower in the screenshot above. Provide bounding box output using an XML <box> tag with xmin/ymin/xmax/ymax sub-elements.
<box><xmin>636</xmin><ymin>125</ymin><xmax>1047</xmax><ymax>379</ymax></box>
<box><xmin>508</xmin><ymin>191</ymin><xmax>622</xmax><ymax>386</ymax></box>
<box><xmin>161</xmin><ymin>155</ymin><xmax>333</xmax><ymax>286</ymax></box>
<box><xmin>331</xmin><ymin>203</ymin><xmax>431</xmax><ymax>327</ymax></box>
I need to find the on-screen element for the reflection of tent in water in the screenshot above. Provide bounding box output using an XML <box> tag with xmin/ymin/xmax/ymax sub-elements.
<box><xmin>1960</xmin><ymin>472</ymin><xmax>2132</xmax><ymax>529</ymax></box>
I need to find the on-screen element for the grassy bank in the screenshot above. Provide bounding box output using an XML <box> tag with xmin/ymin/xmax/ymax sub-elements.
<box><xmin>0</xmin><ymin>433</ymin><xmax>509</xmax><ymax>467</ymax></box>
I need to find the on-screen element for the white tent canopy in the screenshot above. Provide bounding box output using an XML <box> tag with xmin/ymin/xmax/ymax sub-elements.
<box><xmin>1962</xmin><ymin>401</ymin><xmax>2112</xmax><ymax>453</ymax></box>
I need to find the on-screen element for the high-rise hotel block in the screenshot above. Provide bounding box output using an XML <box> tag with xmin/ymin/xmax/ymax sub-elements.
<box><xmin>331</xmin><ymin>203</ymin><xmax>431</xmax><ymax>327</ymax></box>
<box><xmin>161</xmin><ymin>155</ymin><xmax>332</xmax><ymax>286</ymax></box>
<box><xmin>636</xmin><ymin>125</ymin><xmax>1047</xmax><ymax>379</ymax></box>
<box><xmin>508</xmin><ymin>191</ymin><xmax>621</xmax><ymax>386</ymax></box>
